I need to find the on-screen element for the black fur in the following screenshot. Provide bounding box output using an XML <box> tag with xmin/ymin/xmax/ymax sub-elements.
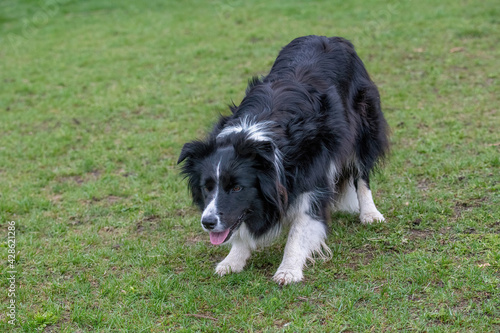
<box><xmin>178</xmin><ymin>35</ymin><xmax>389</xmax><ymax>244</ymax></box>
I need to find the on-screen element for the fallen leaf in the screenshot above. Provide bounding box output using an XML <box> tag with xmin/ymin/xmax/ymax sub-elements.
<box><xmin>478</xmin><ymin>263</ymin><xmax>491</xmax><ymax>268</ymax></box>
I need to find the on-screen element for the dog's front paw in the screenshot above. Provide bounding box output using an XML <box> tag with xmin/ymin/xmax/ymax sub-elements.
<box><xmin>215</xmin><ymin>260</ymin><xmax>245</xmax><ymax>276</ymax></box>
<box><xmin>273</xmin><ymin>269</ymin><xmax>303</xmax><ymax>285</ymax></box>
<box><xmin>360</xmin><ymin>210</ymin><xmax>385</xmax><ymax>224</ymax></box>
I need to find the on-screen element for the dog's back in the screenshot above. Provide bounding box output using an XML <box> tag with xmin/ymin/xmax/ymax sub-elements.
<box><xmin>266</xmin><ymin>36</ymin><xmax>369</xmax><ymax>94</ymax></box>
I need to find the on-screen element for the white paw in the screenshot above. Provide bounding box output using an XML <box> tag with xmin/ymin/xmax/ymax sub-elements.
<box><xmin>360</xmin><ymin>210</ymin><xmax>385</xmax><ymax>224</ymax></box>
<box><xmin>273</xmin><ymin>269</ymin><xmax>303</xmax><ymax>285</ymax></box>
<box><xmin>215</xmin><ymin>260</ymin><xmax>245</xmax><ymax>276</ymax></box>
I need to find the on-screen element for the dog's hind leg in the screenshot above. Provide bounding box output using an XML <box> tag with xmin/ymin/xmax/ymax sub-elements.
<box><xmin>273</xmin><ymin>193</ymin><xmax>331</xmax><ymax>285</ymax></box>
<box><xmin>333</xmin><ymin>177</ymin><xmax>360</xmax><ymax>213</ymax></box>
<box><xmin>356</xmin><ymin>176</ymin><xmax>385</xmax><ymax>224</ymax></box>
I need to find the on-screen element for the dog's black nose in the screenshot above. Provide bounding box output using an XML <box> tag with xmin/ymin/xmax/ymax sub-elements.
<box><xmin>202</xmin><ymin>216</ymin><xmax>218</xmax><ymax>230</ymax></box>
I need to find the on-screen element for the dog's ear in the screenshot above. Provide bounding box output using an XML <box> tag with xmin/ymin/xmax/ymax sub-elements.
<box><xmin>178</xmin><ymin>141</ymin><xmax>210</xmax><ymax>164</ymax></box>
<box><xmin>178</xmin><ymin>140</ymin><xmax>214</xmax><ymax>210</ymax></box>
<box><xmin>178</xmin><ymin>142</ymin><xmax>196</xmax><ymax>164</ymax></box>
<box><xmin>235</xmin><ymin>139</ymin><xmax>288</xmax><ymax>220</ymax></box>
<box><xmin>234</xmin><ymin>139</ymin><xmax>274</xmax><ymax>169</ymax></box>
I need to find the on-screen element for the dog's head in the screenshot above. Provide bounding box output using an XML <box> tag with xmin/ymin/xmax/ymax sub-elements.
<box><xmin>178</xmin><ymin>136</ymin><xmax>286</xmax><ymax>245</ymax></box>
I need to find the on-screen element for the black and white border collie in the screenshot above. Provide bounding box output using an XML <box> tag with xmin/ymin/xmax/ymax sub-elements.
<box><xmin>178</xmin><ymin>35</ymin><xmax>389</xmax><ymax>285</ymax></box>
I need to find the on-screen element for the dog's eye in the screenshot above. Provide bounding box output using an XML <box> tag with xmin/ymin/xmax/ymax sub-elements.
<box><xmin>231</xmin><ymin>185</ymin><xmax>242</xmax><ymax>193</ymax></box>
<box><xmin>203</xmin><ymin>185</ymin><xmax>214</xmax><ymax>193</ymax></box>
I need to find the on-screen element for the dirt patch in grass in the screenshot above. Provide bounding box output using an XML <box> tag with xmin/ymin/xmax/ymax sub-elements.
<box><xmin>99</xmin><ymin>226</ymin><xmax>116</xmax><ymax>233</ymax></box>
<box><xmin>185</xmin><ymin>232</ymin><xmax>205</xmax><ymax>245</ymax></box>
<box><xmin>453</xmin><ymin>197</ymin><xmax>488</xmax><ymax>218</ymax></box>
<box><xmin>273</xmin><ymin>318</ymin><xmax>292</xmax><ymax>329</ymax></box>
<box><xmin>454</xmin><ymin>292</ymin><xmax>493</xmax><ymax>312</ymax></box>
<box><xmin>346</xmin><ymin>244</ymin><xmax>378</xmax><ymax>269</ymax></box>
<box><xmin>60</xmin><ymin>175</ymin><xmax>85</xmax><ymax>185</ymax></box>
<box><xmin>93</xmin><ymin>195</ymin><xmax>122</xmax><ymax>204</ymax></box>
<box><xmin>417</xmin><ymin>178</ymin><xmax>433</xmax><ymax>191</ymax></box>
<box><xmin>58</xmin><ymin>170</ymin><xmax>102</xmax><ymax>185</ymax></box>
<box><xmin>79</xmin><ymin>195</ymin><xmax>125</xmax><ymax>206</ymax></box>
<box><xmin>408</xmin><ymin>228</ymin><xmax>433</xmax><ymax>241</ymax></box>
<box><xmin>410</xmin><ymin>218</ymin><xmax>422</xmax><ymax>227</ymax></box>
<box><xmin>49</xmin><ymin>194</ymin><xmax>64</xmax><ymax>203</ymax></box>
<box><xmin>136</xmin><ymin>214</ymin><xmax>162</xmax><ymax>233</ymax></box>
<box><xmin>67</xmin><ymin>215</ymin><xmax>88</xmax><ymax>226</ymax></box>
<box><xmin>98</xmin><ymin>226</ymin><xmax>127</xmax><ymax>241</ymax></box>
<box><xmin>489</xmin><ymin>221</ymin><xmax>500</xmax><ymax>233</ymax></box>
<box><xmin>105</xmin><ymin>195</ymin><xmax>121</xmax><ymax>204</ymax></box>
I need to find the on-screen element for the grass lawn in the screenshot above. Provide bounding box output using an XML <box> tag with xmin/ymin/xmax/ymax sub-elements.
<box><xmin>1</xmin><ymin>0</ymin><xmax>499</xmax><ymax>331</ymax></box>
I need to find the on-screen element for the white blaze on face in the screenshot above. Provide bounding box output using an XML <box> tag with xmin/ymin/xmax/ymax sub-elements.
<box><xmin>201</xmin><ymin>160</ymin><xmax>222</xmax><ymax>230</ymax></box>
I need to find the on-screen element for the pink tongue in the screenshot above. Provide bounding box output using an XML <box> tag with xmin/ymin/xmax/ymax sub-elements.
<box><xmin>209</xmin><ymin>229</ymin><xmax>231</xmax><ymax>245</ymax></box>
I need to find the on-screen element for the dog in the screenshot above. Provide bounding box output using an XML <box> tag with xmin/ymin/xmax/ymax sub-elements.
<box><xmin>178</xmin><ymin>35</ymin><xmax>389</xmax><ymax>285</ymax></box>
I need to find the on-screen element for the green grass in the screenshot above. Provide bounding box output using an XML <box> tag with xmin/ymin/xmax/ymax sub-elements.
<box><xmin>0</xmin><ymin>0</ymin><xmax>499</xmax><ymax>331</ymax></box>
